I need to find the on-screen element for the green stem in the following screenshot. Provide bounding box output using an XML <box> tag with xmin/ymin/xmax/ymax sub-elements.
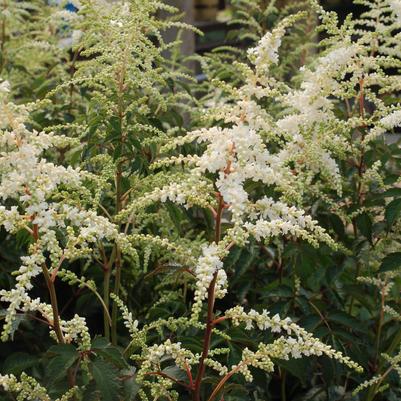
<box><xmin>374</xmin><ymin>289</ymin><xmax>386</xmax><ymax>369</ymax></box>
<box><xmin>110</xmin><ymin>56</ymin><xmax>126</xmax><ymax>345</ymax></box>
<box><xmin>366</xmin><ymin>366</ymin><xmax>393</xmax><ymax>401</ymax></box>
<box><xmin>111</xmin><ymin>166</ymin><xmax>123</xmax><ymax>345</ymax></box>
<box><xmin>41</xmin><ymin>263</ymin><xmax>64</xmax><ymax>344</ymax></box>
<box><xmin>111</xmin><ymin>245</ymin><xmax>122</xmax><ymax>345</ymax></box>
<box><xmin>32</xmin><ymin>224</ymin><xmax>64</xmax><ymax>344</ymax></box>
<box><xmin>103</xmin><ymin>267</ymin><xmax>111</xmax><ymax>340</ymax></box>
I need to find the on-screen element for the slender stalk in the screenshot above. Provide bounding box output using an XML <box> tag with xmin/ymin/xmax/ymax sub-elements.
<box><xmin>111</xmin><ymin>161</ymin><xmax>123</xmax><ymax>345</ymax></box>
<box><xmin>103</xmin><ymin>266</ymin><xmax>111</xmax><ymax>340</ymax></box>
<box><xmin>366</xmin><ymin>365</ymin><xmax>393</xmax><ymax>401</ymax></box>
<box><xmin>111</xmin><ymin>245</ymin><xmax>122</xmax><ymax>345</ymax></box>
<box><xmin>33</xmin><ymin>223</ymin><xmax>76</xmax><ymax>394</ymax></box>
<box><xmin>110</xmin><ymin>56</ymin><xmax>127</xmax><ymax>345</ymax></box>
<box><xmin>41</xmin><ymin>264</ymin><xmax>64</xmax><ymax>344</ymax></box>
<box><xmin>32</xmin><ymin>224</ymin><xmax>64</xmax><ymax>344</ymax></box>
<box><xmin>349</xmin><ymin>76</ymin><xmax>366</xmax><ymax>314</ymax></box>
<box><xmin>193</xmin><ymin>194</ymin><xmax>224</xmax><ymax>401</ymax></box>
<box><xmin>193</xmin><ymin>272</ymin><xmax>218</xmax><ymax>401</ymax></box>
<box><xmin>207</xmin><ymin>364</ymin><xmax>244</xmax><ymax>401</ymax></box>
<box><xmin>100</xmin><ymin>244</ymin><xmax>115</xmax><ymax>341</ymax></box>
<box><xmin>365</xmin><ymin>286</ymin><xmax>388</xmax><ymax>401</ymax></box>
<box><xmin>374</xmin><ymin>287</ymin><xmax>386</xmax><ymax>369</ymax></box>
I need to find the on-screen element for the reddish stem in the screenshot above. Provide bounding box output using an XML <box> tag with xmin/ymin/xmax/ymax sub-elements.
<box><xmin>184</xmin><ymin>360</ymin><xmax>194</xmax><ymax>389</ymax></box>
<box><xmin>211</xmin><ymin>316</ymin><xmax>227</xmax><ymax>326</ymax></box>
<box><xmin>193</xmin><ymin>194</ymin><xmax>225</xmax><ymax>401</ymax></box>
<box><xmin>207</xmin><ymin>364</ymin><xmax>244</xmax><ymax>401</ymax></box>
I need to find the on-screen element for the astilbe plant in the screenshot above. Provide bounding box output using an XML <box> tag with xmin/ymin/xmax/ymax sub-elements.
<box><xmin>114</xmin><ymin>12</ymin><xmax>367</xmax><ymax>401</ymax></box>
<box><xmin>49</xmin><ymin>0</ymin><xmax>201</xmax><ymax>346</ymax></box>
<box><xmin>272</xmin><ymin>1</ymin><xmax>401</xmax><ymax>399</ymax></box>
<box><xmin>0</xmin><ymin>84</ymin><xmax>131</xmax><ymax>398</ymax></box>
<box><xmin>212</xmin><ymin>1</ymin><xmax>401</xmax><ymax>398</ymax></box>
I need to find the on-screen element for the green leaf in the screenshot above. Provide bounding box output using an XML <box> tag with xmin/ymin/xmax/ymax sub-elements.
<box><xmin>328</xmin><ymin>312</ymin><xmax>366</xmax><ymax>333</ymax></box>
<box><xmin>262</xmin><ymin>284</ymin><xmax>293</xmax><ymax>298</ymax></box>
<box><xmin>90</xmin><ymin>357</ymin><xmax>121</xmax><ymax>401</ymax></box>
<box><xmin>121</xmin><ymin>368</ymin><xmax>140</xmax><ymax>401</ymax></box>
<box><xmin>82</xmin><ymin>381</ymin><xmax>100</xmax><ymax>401</ymax></box>
<box><xmin>380</xmin><ymin>188</ymin><xmax>401</xmax><ymax>198</ymax></box>
<box><xmin>379</xmin><ymin>252</ymin><xmax>401</xmax><ymax>273</ymax></box>
<box><xmin>46</xmin><ymin>344</ymin><xmax>79</xmax><ymax>385</ymax></box>
<box><xmin>108</xmin><ymin>116</ymin><xmax>122</xmax><ymax>136</ymax></box>
<box><xmin>277</xmin><ymin>358</ymin><xmax>311</xmax><ymax>385</ymax></box>
<box><xmin>3</xmin><ymin>352</ymin><xmax>38</xmax><ymax>375</ymax></box>
<box><xmin>162</xmin><ymin>366</ymin><xmax>187</xmax><ymax>382</ymax></box>
<box><xmin>329</xmin><ymin>214</ymin><xmax>345</xmax><ymax>238</ymax></box>
<box><xmin>92</xmin><ymin>337</ymin><xmax>128</xmax><ymax>369</ymax></box>
<box><xmin>385</xmin><ymin>198</ymin><xmax>401</xmax><ymax>228</ymax></box>
<box><xmin>356</xmin><ymin>212</ymin><xmax>372</xmax><ymax>241</ymax></box>
<box><xmin>165</xmin><ymin>202</ymin><xmax>185</xmax><ymax>235</ymax></box>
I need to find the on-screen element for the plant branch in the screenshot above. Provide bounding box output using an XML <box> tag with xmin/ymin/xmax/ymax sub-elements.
<box><xmin>193</xmin><ymin>193</ymin><xmax>224</xmax><ymax>401</ymax></box>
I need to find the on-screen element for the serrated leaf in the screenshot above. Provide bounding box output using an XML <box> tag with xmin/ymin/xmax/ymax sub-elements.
<box><xmin>277</xmin><ymin>358</ymin><xmax>310</xmax><ymax>385</ymax></box>
<box><xmin>329</xmin><ymin>214</ymin><xmax>345</xmax><ymax>238</ymax></box>
<box><xmin>121</xmin><ymin>368</ymin><xmax>140</xmax><ymax>401</ymax></box>
<box><xmin>3</xmin><ymin>352</ymin><xmax>38</xmax><ymax>375</ymax></box>
<box><xmin>92</xmin><ymin>338</ymin><xmax>128</xmax><ymax>369</ymax></box>
<box><xmin>385</xmin><ymin>198</ymin><xmax>401</xmax><ymax>228</ymax></box>
<box><xmin>162</xmin><ymin>365</ymin><xmax>187</xmax><ymax>382</ymax></box>
<box><xmin>356</xmin><ymin>212</ymin><xmax>372</xmax><ymax>241</ymax></box>
<box><xmin>46</xmin><ymin>344</ymin><xmax>79</xmax><ymax>385</ymax></box>
<box><xmin>90</xmin><ymin>357</ymin><xmax>121</xmax><ymax>401</ymax></box>
<box><xmin>328</xmin><ymin>312</ymin><xmax>366</xmax><ymax>333</ymax></box>
<box><xmin>82</xmin><ymin>380</ymin><xmax>100</xmax><ymax>401</ymax></box>
<box><xmin>379</xmin><ymin>252</ymin><xmax>401</xmax><ymax>273</ymax></box>
<box><xmin>380</xmin><ymin>188</ymin><xmax>401</xmax><ymax>198</ymax></box>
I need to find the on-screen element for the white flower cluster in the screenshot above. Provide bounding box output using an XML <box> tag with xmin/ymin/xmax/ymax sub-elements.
<box><xmin>236</xmin><ymin>334</ymin><xmax>361</xmax><ymax>382</ymax></box>
<box><xmin>247</xmin><ymin>29</ymin><xmax>283</xmax><ymax>69</ymax></box>
<box><xmin>137</xmin><ymin>339</ymin><xmax>196</xmax><ymax>381</ymax></box>
<box><xmin>0</xmin><ymin>373</ymin><xmax>50</xmax><ymax>401</ymax></box>
<box><xmin>0</xmin><ymin>251</ymin><xmax>46</xmax><ymax>341</ymax></box>
<box><xmin>194</xmin><ymin>243</ymin><xmax>225</xmax><ymax>303</ymax></box>
<box><xmin>384</xmin><ymin>305</ymin><xmax>401</xmax><ymax>321</ymax></box>
<box><xmin>111</xmin><ymin>293</ymin><xmax>139</xmax><ymax>336</ymax></box>
<box><xmin>190</xmin><ymin>124</ymin><xmax>286</xmax><ymax>217</ymax></box>
<box><xmin>365</xmin><ymin>109</ymin><xmax>401</xmax><ymax>143</ymax></box>
<box><xmin>279</xmin><ymin>45</ymin><xmax>357</xmax><ymax>130</ymax></box>
<box><xmin>357</xmin><ymin>276</ymin><xmax>394</xmax><ymax>296</ymax></box>
<box><xmin>379</xmin><ymin>109</ymin><xmax>401</xmax><ymax>130</ymax></box>
<box><xmin>0</xmin><ymin>90</ymin><xmax>132</xmax><ymax>343</ymax></box>
<box><xmin>0</xmin><ymin>373</ymin><xmax>77</xmax><ymax>401</ymax></box>
<box><xmin>246</xmin><ymin>15</ymin><xmax>302</xmax><ymax>74</ymax></box>
<box><xmin>390</xmin><ymin>0</ymin><xmax>401</xmax><ymax>24</ymax></box>
<box><xmin>120</xmin><ymin>177</ymin><xmax>214</xmax><ymax>221</ymax></box>
<box><xmin>225</xmin><ymin>306</ymin><xmax>362</xmax><ymax>382</ymax></box>
<box><xmin>245</xmin><ymin>197</ymin><xmax>336</xmax><ymax>248</ymax></box>
<box><xmin>61</xmin><ymin>314</ymin><xmax>91</xmax><ymax>350</ymax></box>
